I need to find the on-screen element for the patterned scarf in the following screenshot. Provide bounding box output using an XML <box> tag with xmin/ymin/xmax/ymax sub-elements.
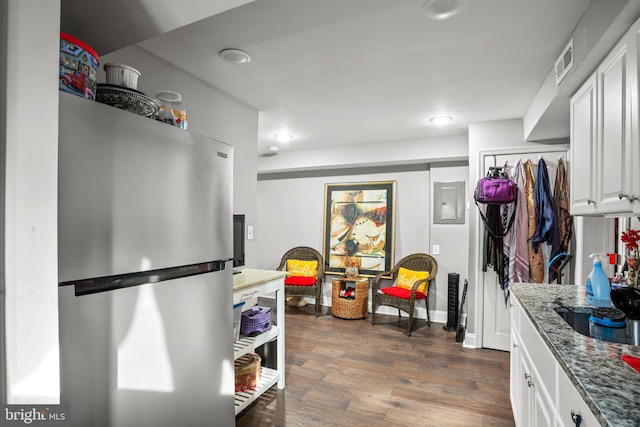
<box><xmin>508</xmin><ymin>160</ymin><xmax>530</xmax><ymax>284</ymax></box>
<box><xmin>525</xmin><ymin>161</ymin><xmax>544</xmax><ymax>283</ymax></box>
<box><xmin>554</xmin><ymin>158</ymin><xmax>572</xmax><ymax>253</ymax></box>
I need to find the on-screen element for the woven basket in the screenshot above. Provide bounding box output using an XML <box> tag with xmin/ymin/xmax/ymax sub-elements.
<box><xmin>331</xmin><ymin>278</ymin><xmax>369</xmax><ymax>319</ymax></box>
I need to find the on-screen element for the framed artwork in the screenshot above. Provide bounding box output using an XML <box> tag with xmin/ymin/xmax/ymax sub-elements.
<box><xmin>323</xmin><ymin>181</ymin><xmax>395</xmax><ymax>277</ymax></box>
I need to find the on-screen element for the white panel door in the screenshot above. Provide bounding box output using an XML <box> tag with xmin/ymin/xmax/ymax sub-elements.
<box><xmin>481</xmin><ymin>151</ymin><xmax>565</xmax><ymax>351</ymax></box>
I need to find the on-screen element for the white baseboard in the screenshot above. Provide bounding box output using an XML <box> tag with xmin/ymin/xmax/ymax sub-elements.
<box><xmin>462</xmin><ymin>332</ymin><xmax>477</xmax><ymax>348</ymax></box>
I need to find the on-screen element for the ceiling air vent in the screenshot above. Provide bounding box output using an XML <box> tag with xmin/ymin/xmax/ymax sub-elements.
<box><xmin>555</xmin><ymin>39</ymin><xmax>573</xmax><ymax>85</ymax></box>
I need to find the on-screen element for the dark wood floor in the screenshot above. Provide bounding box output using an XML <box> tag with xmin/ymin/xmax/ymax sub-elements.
<box><xmin>236</xmin><ymin>305</ymin><xmax>515</xmax><ymax>427</ymax></box>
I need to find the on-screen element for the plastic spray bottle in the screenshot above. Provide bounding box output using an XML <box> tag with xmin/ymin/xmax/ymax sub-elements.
<box><xmin>585</xmin><ymin>253</ymin><xmax>611</xmax><ymax>307</ymax></box>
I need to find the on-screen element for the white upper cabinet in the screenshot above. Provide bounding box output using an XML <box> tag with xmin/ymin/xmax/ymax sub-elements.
<box><xmin>571</xmin><ymin>17</ymin><xmax>640</xmax><ymax>215</ymax></box>
<box><xmin>570</xmin><ymin>73</ymin><xmax>598</xmax><ymax>214</ymax></box>
<box><xmin>632</xmin><ymin>24</ymin><xmax>640</xmax><ymax>215</ymax></box>
<box><xmin>596</xmin><ymin>39</ymin><xmax>634</xmax><ymax>212</ymax></box>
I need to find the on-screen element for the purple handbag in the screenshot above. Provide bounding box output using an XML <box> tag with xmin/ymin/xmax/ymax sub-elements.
<box><xmin>474</xmin><ymin>175</ymin><xmax>517</xmax><ymax>205</ymax></box>
<box><xmin>474</xmin><ymin>168</ymin><xmax>518</xmax><ymax>238</ymax></box>
<box><xmin>240</xmin><ymin>305</ymin><xmax>272</xmax><ymax>337</ymax></box>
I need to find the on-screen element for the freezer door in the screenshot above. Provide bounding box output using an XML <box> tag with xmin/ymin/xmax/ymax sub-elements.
<box><xmin>58</xmin><ymin>93</ymin><xmax>233</xmax><ymax>282</ymax></box>
<box><xmin>59</xmin><ymin>269</ymin><xmax>235</xmax><ymax>427</ymax></box>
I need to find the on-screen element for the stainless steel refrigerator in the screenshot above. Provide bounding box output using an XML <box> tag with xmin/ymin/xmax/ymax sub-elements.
<box><xmin>57</xmin><ymin>93</ymin><xmax>235</xmax><ymax>427</ymax></box>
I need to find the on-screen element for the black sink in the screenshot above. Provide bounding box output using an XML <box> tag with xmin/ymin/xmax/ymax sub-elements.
<box><xmin>554</xmin><ymin>306</ymin><xmax>593</xmax><ymax>337</ymax></box>
<box><xmin>554</xmin><ymin>306</ymin><xmax>638</xmax><ymax>346</ymax></box>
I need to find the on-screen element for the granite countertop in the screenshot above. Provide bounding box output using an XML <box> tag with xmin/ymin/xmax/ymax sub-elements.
<box><xmin>232</xmin><ymin>268</ymin><xmax>288</xmax><ymax>291</ymax></box>
<box><xmin>510</xmin><ymin>283</ymin><xmax>640</xmax><ymax>427</ymax></box>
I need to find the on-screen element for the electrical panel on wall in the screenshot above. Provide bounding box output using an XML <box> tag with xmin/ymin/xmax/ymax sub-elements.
<box><xmin>555</xmin><ymin>38</ymin><xmax>574</xmax><ymax>85</ymax></box>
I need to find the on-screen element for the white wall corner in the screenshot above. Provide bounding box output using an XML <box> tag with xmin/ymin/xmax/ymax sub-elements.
<box><xmin>3</xmin><ymin>0</ymin><xmax>61</xmax><ymax>404</ymax></box>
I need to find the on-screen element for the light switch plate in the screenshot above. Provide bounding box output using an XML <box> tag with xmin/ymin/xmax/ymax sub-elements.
<box><xmin>433</xmin><ymin>244</ymin><xmax>440</xmax><ymax>255</ymax></box>
<box><xmin>247</xmin><ymin>225</ymin><xmax>254</xmax><ymax>240</ymax></box>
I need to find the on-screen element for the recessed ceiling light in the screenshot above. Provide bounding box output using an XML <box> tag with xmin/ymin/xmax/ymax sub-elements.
<box><xmin>431</xmin><ymin>116</ymin><xmax>452</xmax><ymax>125</ymax></box>
<box><xmin>274</xmin><ymin>133</ymin><xmax>293</xmax><ymax>142</ymax></box>
<box><xmin>218</xmin><ymin>48</ymin><xmax>251</xmax><ymax>64</ymax></box>
<box><xmin>423</xmin><ymin>0</ymin><xmax>465</xmax><ymax>20</ymax></box>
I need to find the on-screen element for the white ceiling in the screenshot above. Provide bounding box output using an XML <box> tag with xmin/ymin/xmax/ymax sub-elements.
<box><xmin>66</xmin><ymin>0</ymin><xmax>593</xmax><ymax>155</ymax></box>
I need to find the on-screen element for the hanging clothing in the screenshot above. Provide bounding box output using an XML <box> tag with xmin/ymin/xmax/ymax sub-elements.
<box><xmin>501</xmin><ymin>163</ymin><xmax>513</xmax><ymax>304</ymax></box>
<box><xmin>508</xmin><ymin>160</ymin><xmax>530</xmax><ymax>284</ymax></box>
<box><xmin>532</xmin><ymin>158</ymin><xmax>559</xmax><ymax>248</ymax></box>
<box><xmin>524</xmin><ymin>161</ymin><xmax>544</xmax><ymax>283</ymax></box>
<box><xmin>532</xmin><ymin>158</ymin><xmax>561</xmax><ymax>283</ymax></box>
<box><xmin>554</xmin><ymin>158</ymin><xmax>572</xmax><ymax>253</ymax></box>
<box><xmin>482</xmin><ymin>203</ymin><xmax>505</xmax><ymax>287</ymax></box>
<box><xmin>480</xmin><ymin>168</ymin><xmax>507</xmax><ymax>288</ymax></box>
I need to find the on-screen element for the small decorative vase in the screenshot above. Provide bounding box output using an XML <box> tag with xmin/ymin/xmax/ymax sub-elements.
<box><xmin>345</xmin><ymin>267</ymin><xmax>359</xmax><ymax>278</ymax></box>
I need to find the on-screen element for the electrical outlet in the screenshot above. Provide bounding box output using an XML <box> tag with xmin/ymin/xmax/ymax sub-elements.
<box><xmin>433</xmin><ymin>244</ymin><xmax>440</xmax><ymax>255</ymax></box>
<box><xmin>247</xmin><ymin>225</ymin><xmax>254</xmax><ymax>240</ymax></box>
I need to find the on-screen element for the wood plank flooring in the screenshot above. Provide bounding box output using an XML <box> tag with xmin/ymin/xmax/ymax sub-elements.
<box><xmin>236</xmin><ymin>305</ymin><xmax>515</xmax><ymax>427</ymax></box>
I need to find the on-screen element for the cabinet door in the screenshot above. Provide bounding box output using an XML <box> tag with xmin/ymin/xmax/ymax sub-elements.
<box><xmin>532</xmin><ymin>384</ymin><xmax>554</xmax><ymax>427</ymax></box>
<box><xmin>510</xmin><ymin>331</ymin><xmax>520</xmax><ymax>424</ymax></box>
<box><xmin>596</xmin><ymin>40</ymin><xmax>634</xmax><ymax>212</ymax></box>
<box><xmin>570</xmin><ymin>73</ymin><xmax>598</xmax><ymax>214</ymax></box>
<box><xmin>631</xmin><ymin>24</ymin><xmax>640</xmax><ymax>213</ymax></box>
<box><xmin>518</xmin><ymin>352</ymin><xmax>533</xmax><ymax>427</ymax></box>
<box><xmin>557</xmin><ymin>367</ymin><xmax>600</xmax><ymax>427</ymax></box>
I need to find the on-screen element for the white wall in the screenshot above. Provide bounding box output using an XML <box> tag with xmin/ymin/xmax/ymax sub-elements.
<box><xmin>257</xmin><ymin>160</ymin><xmax>469</xmax><ymax>323</ymax></box>
<box><xmin>430</xmin><ymin>164</ymin><xmax>470</xmax><ymax>314</ymax></box>
<box><xmin>100</xmin><ymin>45</ymin><xmax>259</xmax><ymax>267</ymax></box>
<box><xmin>2</xmin><ymin>0</ymin><xmax>61</xmax><ymax>404</ymax></box>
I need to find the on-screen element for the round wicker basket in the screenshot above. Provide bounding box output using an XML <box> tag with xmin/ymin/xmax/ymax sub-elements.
<box><xmin>331</xmin><ymin>278</ymin><xmax>369</xmax><ymax>319</ymax></box>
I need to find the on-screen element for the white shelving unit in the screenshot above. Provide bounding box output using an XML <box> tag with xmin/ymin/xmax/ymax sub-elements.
<box><xmin>233</xmin><ymin>269</ymin><xmax>287</xmax><ymax>416</ymax></box>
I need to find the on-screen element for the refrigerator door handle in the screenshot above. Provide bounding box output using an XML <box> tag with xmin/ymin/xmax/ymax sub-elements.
<box><xmin>61</xmin><ymin>259</ymin><xmax>233</xmax><ymax>296</ymax></box>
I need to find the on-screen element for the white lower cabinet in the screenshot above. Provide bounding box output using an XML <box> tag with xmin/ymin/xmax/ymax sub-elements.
<box><xmin>532</xmin><ymin>379</ymin><xmax>554</xmax><ymax>427</ymax></box>
<box><xmin>511</xmin><ymin>328</ymin><xmax>554</xmax><ymax>427</ymax></box>
<box><xmin>556</xmin><ymin>367</ymin><xmax>600</xmax><ymax>427</ymax></box>
<box><xmin>510</xmin><ymin>331</ymin><xmax>520</xmax><ymax>423</ymax></box>
<box><xmin>510</xmin><ymin>302</ymin><xmax>599</xmax><ymax>427</ymax></box>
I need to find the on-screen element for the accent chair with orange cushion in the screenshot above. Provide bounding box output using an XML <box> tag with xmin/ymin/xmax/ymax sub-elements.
<box><xmin>277</xmin><ymin>247</ymin><xmax>324</xmax><ymax>316</ymax></box>
<box><xmin>372</xmin><ymin>253</ymin><xmax>437</xmax><ymax>336</ymax></box>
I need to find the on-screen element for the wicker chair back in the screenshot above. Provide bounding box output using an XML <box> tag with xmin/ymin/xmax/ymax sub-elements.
<box><xmin>277</xmin><ymin>246</ymin><xmax>324</xmax><ymax>316</ymax></box>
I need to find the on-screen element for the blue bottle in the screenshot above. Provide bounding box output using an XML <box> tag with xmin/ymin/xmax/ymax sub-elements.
<box><xmin>586</xmin><ymin>253</ymin><xmax>611</xmax><ymax>308</ymax></box>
